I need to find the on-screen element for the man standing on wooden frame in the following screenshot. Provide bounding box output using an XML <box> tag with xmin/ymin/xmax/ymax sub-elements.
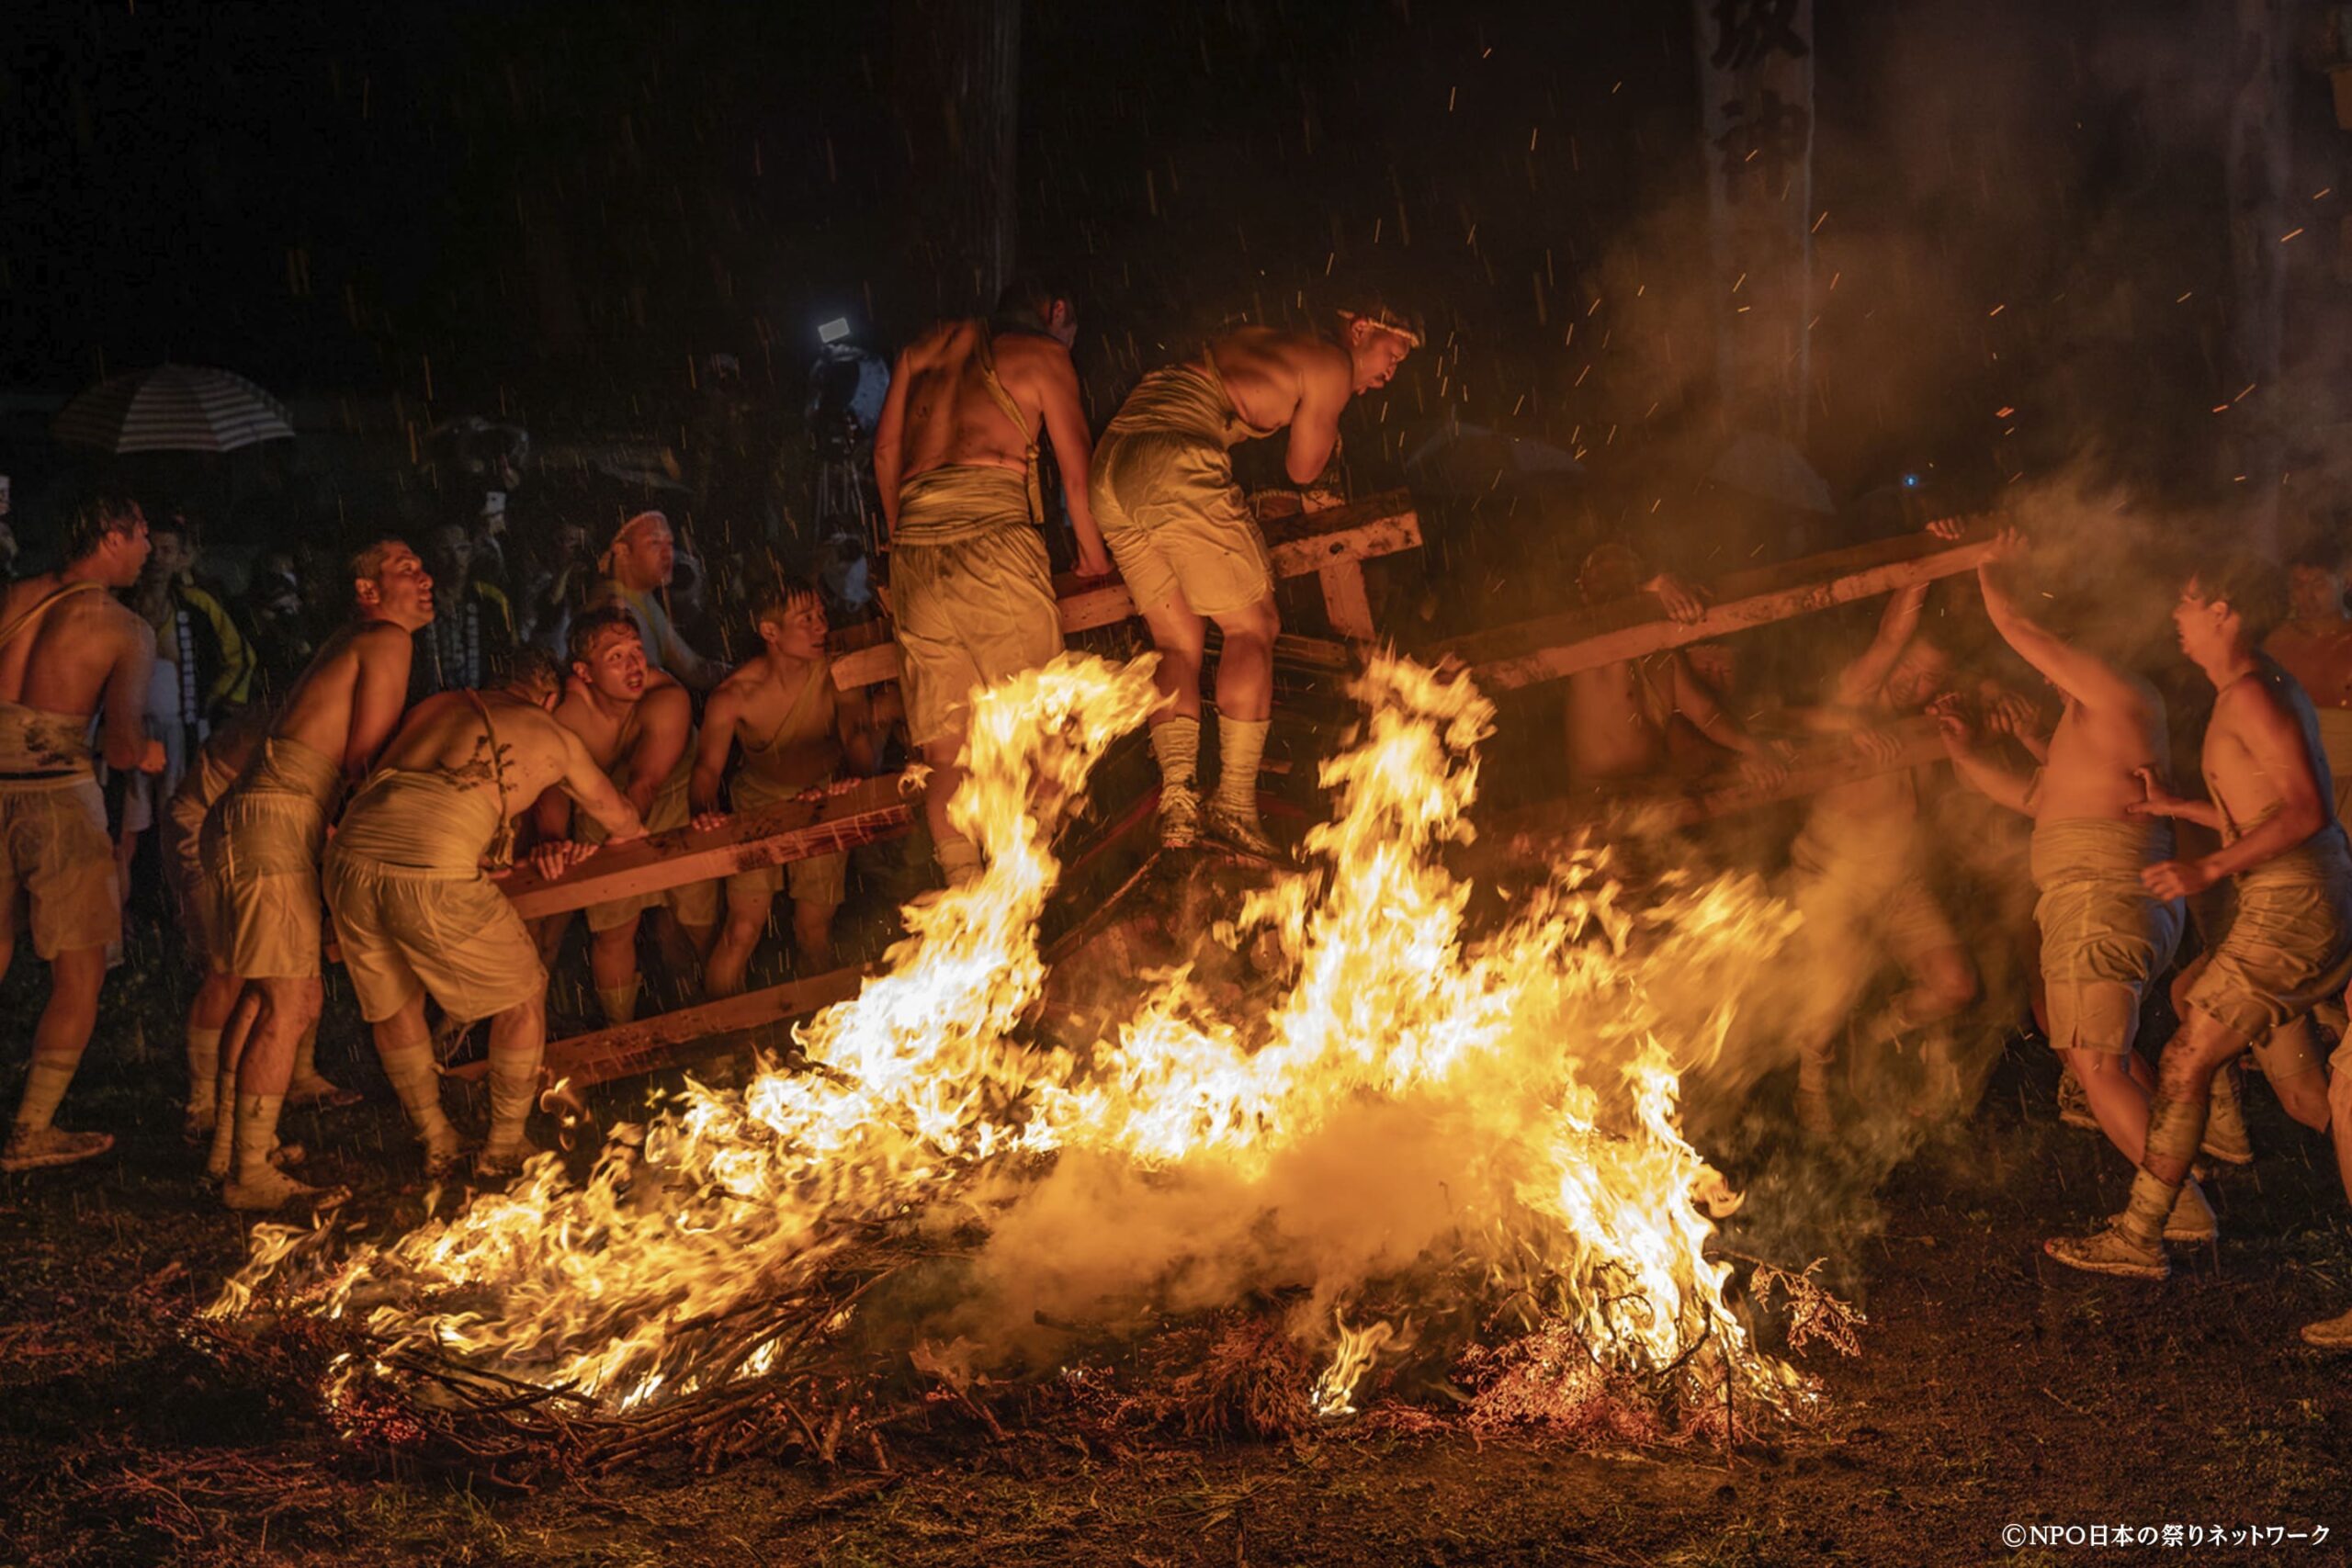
<box><xmin>872</xmin><ymin>276</ymin><xmax>1110</xmax><ymax>888</ymax></box>
<box><xmin>1091</xmin><ymin>293</ymin><xmax>1419</xmax><ymax>856</ymax></box>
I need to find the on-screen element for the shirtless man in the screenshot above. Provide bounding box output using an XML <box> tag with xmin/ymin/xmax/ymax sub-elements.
<box><xmin>1092</xmin><ymin>298</ymin><xmax>1419</xmax><ymax>855</ymax></box>
<box><xmin>535</xmin><ymin>606</ymin><xmax>718</xmax><ymax>1025</ymax></box>
<box><xmin>1784</xmin><ymin>559</ymin><xmax>1978</xmax><ymax>1135</ymax></box>
<box><xmin>1562</xmin><ymin>542</ymin><xmax>1781</xmax><ymax>786</ymax></box>
<box><xmin>198</xmin><ymin>539</ymin><xmax>435</xmax><ymax>1210</ymax></box>
<box><xmin>693</xmin><ymin>579</ymin><xmax>887</xmax><ymax>994</ymax></box>
<box><xmin>872</xmin><ymin>276</ymin><xmax>1109</xmax><ymax>887</ymax></box>
<box><xmin>590</xmin><ymin>512</ymin><xmax>725</xmax><ymax>693</ymax></box>
<box><xmin>2045</xmin><ymin>556</ymin><xmax>2352</xmax><ymax>1349</ymax></box>
<box><xmin>324</xmin><ymin>647</ymin><xmax>642</xmax><ymax>1178</ymax></box>
<box><xmin>0</xmin><ymin>492</ymin><xmax>163</xmax><ymax>1172</ymax></box>
<box><xmin>1931</xmin><ymin>530</ymin><xmax>2221</xmax><ymax>1241</ymax></box>
<box><xmin>2262</xmin><ymin>539</ymin><xmax>2352</xmax><ymax>825</ymax></box>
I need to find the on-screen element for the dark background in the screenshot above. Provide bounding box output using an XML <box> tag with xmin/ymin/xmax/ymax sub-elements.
<box><xmin>4</xmin><ymin>0</ymin><xmax>2344</xmax><ymax>539</ymax></box>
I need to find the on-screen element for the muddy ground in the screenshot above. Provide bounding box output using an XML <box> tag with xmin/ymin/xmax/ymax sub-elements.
<box><xmin>5</xmin><ymin>917</ymin><xmax>2351</xmax><ymax>1568</ymax></box>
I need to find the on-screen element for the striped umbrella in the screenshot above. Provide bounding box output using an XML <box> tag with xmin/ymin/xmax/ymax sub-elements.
<box><xmin>51</xmin><ymin>365</ymin><xmax>296</xmax><ymax>455</ymax></box>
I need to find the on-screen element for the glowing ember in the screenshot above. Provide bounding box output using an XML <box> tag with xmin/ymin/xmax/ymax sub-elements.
<box><xmin>212</xmin><ymin>650</ymin><xmax>1818</xmax><ymax>1433</ymax></box>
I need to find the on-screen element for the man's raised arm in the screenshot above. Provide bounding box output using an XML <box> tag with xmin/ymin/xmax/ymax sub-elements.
<box><xmin>1832</xmin><ymin>581</ymin><xmax>1930</xmax><ymax>706</ymax></box>
<box><xmin>1976</xmin><ymin>532</ymin><xmax>2146</xmax><ymax>714</ymax></box>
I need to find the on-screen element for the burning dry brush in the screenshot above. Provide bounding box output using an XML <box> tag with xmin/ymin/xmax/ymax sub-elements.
<box><xmin>202</xmin><ymin>651</ymin><xmax>1859</xmax><ymax>1480</ymax></box>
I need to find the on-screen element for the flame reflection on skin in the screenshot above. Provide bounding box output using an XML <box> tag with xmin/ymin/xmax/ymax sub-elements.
<box><xmin>212</xmin><ymin>652</ymin><xmax>1813</xmax><ymax>1427</ymax></box>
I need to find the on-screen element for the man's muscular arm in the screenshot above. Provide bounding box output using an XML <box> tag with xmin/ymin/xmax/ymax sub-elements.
<box><xmin>100</xmin><ymin>615</ymin><xmax>162</xmax><ymax>773</ymax></box>
<box><xmin>2140</xmin><ymin>686</ymin><xmax>2327</xmax><ymax>898</ymax></box>
<box><xmin>623</xmin><ymin>682</ymin><xmax>692</xmax><ymax>816</ymax></box>
<box><xmin>1667</xmin><ymin>654</ymin><xmax>1766</xmax><ymax>759</ymax></box>
<box><xmin>1930</xmin><ymin>695</ymin><xmax>2035</xmax><ymax>815</ymax></box>
<box><xmin>1282</xmin><ymin>346</ymin><xmax>1352</xmax><ymax>486</ymax></box>
<box><xmin>343</xmin><ymin>624</ymin><xmax>415</xmax><ymax>785</ymax></box>
<box><xmin>528</xmin><ymin>782</ymin><xmax>571</xmax><ymax>845</ymax></box>
<box><xmin>836</xmin><ymin>682</ymin><xmax>887</xmax><ymax>775</ymax></box>
<box><xmin>1977</xmin><ymin>540</ymin><xmax>2145</xmax><ymax>715</ymax></box>
<box><xmin>1035</xmin><ymin>346</ymin><xmax>1112</xmax><ymax>577</ymax></box>
<box><xmin>559</xmin><ymin>725</ymin><xmax>645</xmax><ymax>843</ymax></box>
<box><xmin>690</xmin><ymin>683</ymin><xmax>742</xmax><ymax>816</ymax></box>
<box><xmin>872</xmin><ymin>346</ymin><xmax>914</xmax><ymax>537</ymax></box>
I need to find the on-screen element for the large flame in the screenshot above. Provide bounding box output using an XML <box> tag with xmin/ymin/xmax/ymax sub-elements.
<box><xmin>213</xmin><ymin>651</ymin><xmax>1810</xmax><ymax>1425</ymax></box>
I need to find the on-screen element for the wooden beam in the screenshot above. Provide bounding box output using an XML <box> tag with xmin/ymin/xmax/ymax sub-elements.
<box><xmin>1433</xmin><ymin>526</ymin><xmax>1997</xmax><ymax>692</ymax></box>
<box><xmin>1483</xmin><ymin>716</ymin><xmax>1947</xmax><ymax>846</ymax></box>
<box><xmin>832</xmin><ymin>490</ymin><xmax>1420</xmax><ymax>689</ymax></box>
<box><xmin>496</xmin><ymin>773</ymin><xmax>914</xmax><ymax>919</ymax></box>
<box><xmin>447</xmin><ymin>964</ymin><xmax>870</xmax><ymax>1089</ymax></box>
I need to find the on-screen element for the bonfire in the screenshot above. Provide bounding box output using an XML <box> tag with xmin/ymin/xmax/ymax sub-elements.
<box><xmin>208</xmin><ymin>652</ymin><xmax>1854</xmax><ymax>1474</ymax></box>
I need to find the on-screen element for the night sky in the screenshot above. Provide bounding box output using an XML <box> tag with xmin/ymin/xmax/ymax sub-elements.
<box><xmin>5</xmin><ymin>1</ymin><xmax>2338</xmax><ymax>521</ymax></box>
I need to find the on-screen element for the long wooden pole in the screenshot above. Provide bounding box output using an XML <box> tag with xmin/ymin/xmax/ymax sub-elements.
<box><xmin>496</xmin><ymin>773</ymin><xmax>914</xmax><ymax>919</ymax></box>
<box><xmin>1482</xmin><ymin>716</ymin><xmax>1946</xmax><ymax>847</ymax></box>
<box><xmin>1432</xmin><ymin>527</ymin><xmax>1996</xmax><ymax>691</ymax></box>
<box><xmin>448</xmin><ymin>964</ymin><xmax>871</xmax><ymax>1089</ymax></box>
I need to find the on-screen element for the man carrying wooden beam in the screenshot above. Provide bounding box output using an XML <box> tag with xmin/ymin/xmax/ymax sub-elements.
<box><xmin>1783</xmin><ymin>533</ymin><xmax>1978</xmax><ymax>1136</ymax></box>
<box><xmin>1091</xmin><ymin>294</ymin><xmax>1419</xmax><ymax>855</ymax></box>
<box><xmin>693</xmin><ymin>576</ymin><xmax>888</xmax><ymax>995</ymax></box>
<box><xmin>324</xmin><ymin>647</ymin><xmax>643</xmax><ymax>1178</ymax></box>
<box><xmin>2047</xmin><ymin>557</ymin><xmax>2352</xmax><ymax>1346</ymax></box>
<box><xmin>536</xmin><ymin>605</ymin><xmax>719</xmax><ymax>1028</ymax></box>
<box><xmin>198</xmin><ymin>538</ymin><xmax>435</xmax><ymax>1210</ymax></box>
<box><xmin>872</xmin><ymin>276</ymin><xmax>1110</xmax><ymax>888</ymax></box>
<box><xmin>1929</xmin><ymin>528</ymin><xmax>2226</xmax><ymax>1244</ymax></box>
<box><xmin>1562</xmin><ymin>540</ymin><xmax>1785</xmax><ymax>789</ymax></box>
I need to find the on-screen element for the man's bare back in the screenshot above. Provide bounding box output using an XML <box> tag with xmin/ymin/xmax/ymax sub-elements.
<box><xmin>888</xmin><ymin>321</ymin><xmax>1048</xmax><ymax>481</ymax></box>
<box><xmin>0</xmin><ymin>573</ymin><xmax>155</xmax><ymax>771</ymax></box>
<box><xmin>1205</xmin><ymin>327</ymin><xmax>1361</xmax><ymax>486</ymax></box>
<box><xmin>379</xmin><ymin>689</ymin><xmax>639</xmax><ymax>837</ymax></box>
<box><xmin>268</xmin><ymin>621</ymin><xmax>416</xmax><ymax>780</ymax></box>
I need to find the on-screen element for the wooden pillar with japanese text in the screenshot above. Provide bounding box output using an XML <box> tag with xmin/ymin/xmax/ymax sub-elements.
<box><xmin>1693</xmin><ymin>0</ymin><xmax>1816</xmax><ymax>446</ymax></box>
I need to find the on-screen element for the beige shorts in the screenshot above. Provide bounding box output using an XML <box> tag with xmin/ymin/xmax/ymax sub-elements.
<box><xmin>201</xmin><ymin>790</ymin><xmax>329</xmax><ymax>980</ymax></box>
<box><xmin>891</xmin><ymin>525</ymin><xmax>1061</xmax><ymax>748</ymax></box>
<box><xmin>2030</xmin><ymin>820</ymin><xmax>2184</xmax><ymax>1057</ymax></box>
<box><xmin>0</xmin><ymin>777</ymin><xmax>119</xmax><ymax>959</ymax></box>
<box><xmin>322</xmin><ymin>848</ymin><xmax>547</xmax><ymax>1025</ymax></box>
<box><xmin>1091</xmin><ymin>431</ymin><xmax>1275</xmax><ymax>620</ymax></box>
<box><xmin>585</xmin><ymin>874</ymin><xmax>720</xmax><ymax>933</ymax></box>
<box><xmin>2183</xmin><ymin>858</ymin><xmax>2352</xmax><ymax>1042</ymax></box>
<box><xmin>726</xmin><ymin>849</ymin><xmax>848</xmax><ymax>910</ymax></box>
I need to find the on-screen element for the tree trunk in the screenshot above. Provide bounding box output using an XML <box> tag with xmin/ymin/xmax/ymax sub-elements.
<box><xmin>1692</xmin><ymin>0</ymin><xmax>1816</xmax><ymax>446</ymax></box>
<box><xmin>2224</xmin><ymin>0</ymin><xmax>2298</xmax><ymax>554</ymax></box>
<box><xmin>892</xmin><ymin>0</ymin><xmax>1022</xmax><ymax>321</ymax></box>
